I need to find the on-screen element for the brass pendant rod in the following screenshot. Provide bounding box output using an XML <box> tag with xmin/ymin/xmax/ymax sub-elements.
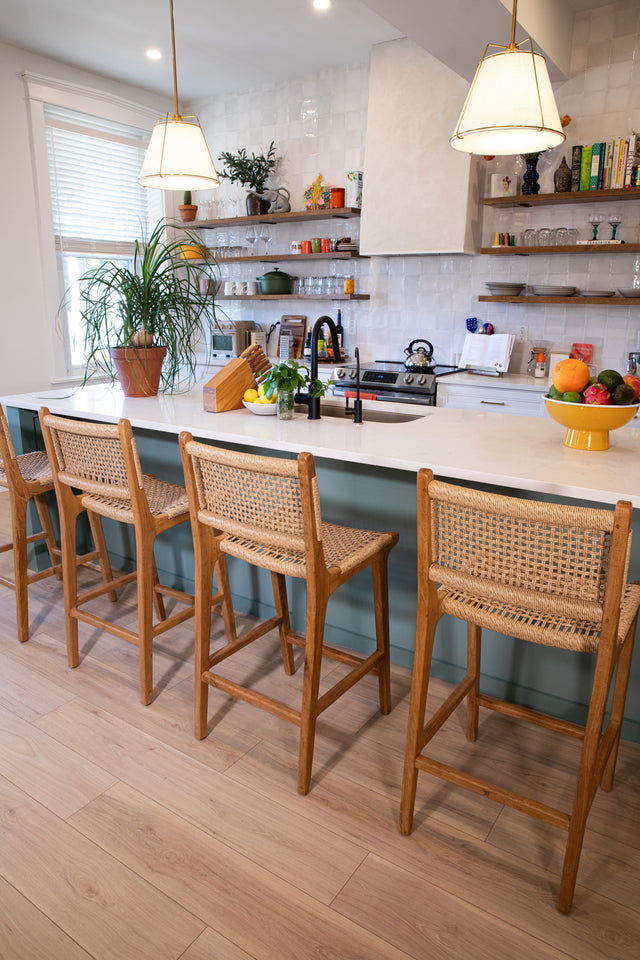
<box><xmin>169</xmin><ymin>0</ymin><xmax>181</xmax><ymax>119</ymax></box>
<box><xmin>509</xmin><ymin>0</ymin><xmax>518</xmax><ymax>50</ymax></box>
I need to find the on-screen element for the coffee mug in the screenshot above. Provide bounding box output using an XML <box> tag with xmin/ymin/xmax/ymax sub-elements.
<box><xmin>245</xmin><ymin>281</ymin><xmax>259</xmax><ymax>295</ymax></box>
<box><xmin>310</xmin><ymin>238</ymin><xmax>322</xmax><ymax>253</ymax></box>
<box><xmin>236</xmin><ymin>281</ymin><xmax>248</xmax><ymax>296</ymax></box>
<box><xmin>223</xmin><ymin>281</ymin><xmax>236</xmax><ymax>296</ymax></box>
<box><xmin>301</xmin><ymin>240</ymin><xmax>312</xmax><ymax>254</ymax></box>
<box><xmin>321</xmin><ymin>238</ymin><xmax>330</xmax><ymax>253</ymax></box>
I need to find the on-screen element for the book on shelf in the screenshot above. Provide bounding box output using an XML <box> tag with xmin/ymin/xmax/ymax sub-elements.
<box><xmin>589</xmin><ymin>142</ymin><xmax>603</xmax><ymax>189</ymax></box>
<box><xmin>459</xmin><ymin>333</ymin><xmax>515</xmax><ymax>375</ymax></box>
<box><xmin>570</xmin><ymin>145</ymin><xmax>582</xmax><ymax>191</ymax></box>
<box><xmin>618</xmin><ymin>140</ymin><xmax>628</xmax><ymax>187</ymax></box>
<box><xmin>625</xmin><ymin>132</ymin><xmax>640</xmax><ymax>186</ymax></box>
<box><xmin>579</xmin><ymin>146</ymin><xmax>593</xmax><ymax>191</ymax></box>
<box><xmin>603</xmin><ymin>140</ymin><xmax>614</xmax><ymax>188</ymax></box>
<box><xmin>610</xmin><ymin>139</ymin><xmax>621</xmax><ymax>189</ymax></box>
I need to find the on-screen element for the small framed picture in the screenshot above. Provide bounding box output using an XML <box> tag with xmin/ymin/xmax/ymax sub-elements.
<box><xmin>491</xmin><ymin>173</ymin><xmax>516</xmax><ymax>197</ymax></box>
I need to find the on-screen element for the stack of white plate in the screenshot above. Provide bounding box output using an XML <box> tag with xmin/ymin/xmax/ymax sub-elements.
<box><xmin>617</xmin><ymin>288</ymin><xmax>640</xmax><ymax>298</ymax></box>
<box><xmin>577</xmin><ymin>289</ymin><xmax>615</xmax><ymax>297</ymax></box>
<box><xmin>531</xmin><ymin>285</ymin><xmax>576</xmax><ymax>296</ymax></box>
<box><xmin>485</xmin><ymin>281</ymin><xmax>525</xmax><ymax>295</ymax></box>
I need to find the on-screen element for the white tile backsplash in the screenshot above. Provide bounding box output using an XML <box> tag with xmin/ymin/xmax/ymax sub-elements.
<box><xmin>189</xmin><ymin>2</ymin><xmax>640</xmax><ymax>374</ymax></box>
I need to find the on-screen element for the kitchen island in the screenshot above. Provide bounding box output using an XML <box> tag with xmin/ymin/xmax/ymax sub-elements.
<box><xmin>3</xmin><ymin>382</ymin><xmax>639</xmax><ymax>740</ymax></box>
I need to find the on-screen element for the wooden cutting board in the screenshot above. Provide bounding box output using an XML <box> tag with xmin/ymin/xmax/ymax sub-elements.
<box><xmin>203</xmin><ymin>357</ymin><xmax>257</xmax><ymax>412</ymax></box>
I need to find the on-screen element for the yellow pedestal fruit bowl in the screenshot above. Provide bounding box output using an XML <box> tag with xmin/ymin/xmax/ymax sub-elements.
<box><xmin>544</xmin><ymin>397</ymin><xmax>639</xmax><ymax>450</ymax></box>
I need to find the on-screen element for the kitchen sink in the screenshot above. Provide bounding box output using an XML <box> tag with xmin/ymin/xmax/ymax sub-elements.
<box><xmin>294</xmin><ymin>404</ymin><xmax>427</xmax><ymax>424</ymax></box>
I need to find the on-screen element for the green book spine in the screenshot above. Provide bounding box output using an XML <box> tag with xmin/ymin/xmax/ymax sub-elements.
<box><xmin>590</xmin><ymin>142</ymin><xmax>602</xmax><ymax>189</ymax></box>
<box><xmin>579</xmin><ymin>146</ymin><xmax>593</xmax><ymax>191</ymax></box>
<box><xmin>570</xmin><ymin>146</ymin><xmax>582</xmax><ymax>191</ymax></box>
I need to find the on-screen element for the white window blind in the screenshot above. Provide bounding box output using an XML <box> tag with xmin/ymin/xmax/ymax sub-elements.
<box><xmin>44</xmin><ymin>104</ymin><xmax>159</xmax><ymax>251</ymax></box>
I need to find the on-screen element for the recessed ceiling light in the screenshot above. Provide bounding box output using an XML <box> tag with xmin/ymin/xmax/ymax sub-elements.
<box><xmin>146</xmin><ymin>48</ymin><xmax>162</xmax><ymax>60</ymax></box>
<box><xmin>313</xmin><ymin>0</ymin><xmax>331</xmax><ymax>10</ymax></box>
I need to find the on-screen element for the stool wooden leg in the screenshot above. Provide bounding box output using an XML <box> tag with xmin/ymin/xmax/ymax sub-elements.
<box><xmin>271</xmin><ymin>572</ymin><xmax>295</xmax><ymax>675</ymax></box>
<box><xmin>601</xmin><ymin>615</ymin><xmax>637</xmax><ymax>791</ymax></box>
<box><xmin>214</xmin><ymin>552</ymin><xmax>237</xmax><ymax>646</ymax></box>
<box><xmin>466</xmin><ymin>623</ymin><xmax>481</xmax><ymax>741</ymax></box>
<box><xmin>10</xmin><ymin>493</ymin><xmax>30</xmax><ymax>643</ymax></box>
<box><xmin>399</xmin><ymin>591</ymin><xmax>439</xmax><ymax>835</ymax></box>
<box><xmin>136</xmin><ymin>533</ymin><xmax>156</xmax><ymax>705</ymax></box>
<box><xmin>33</xmin><ymin>492</ymin><xmax>62</xmax><ymax>581</ymax></box>
<box><xmin>61</xmin><ymin>503</ymin><xmax>80</xmax><ymax>668</ymax></box>
<box><xmin>297</xmin><ymin>589</ymin><xmax>329</xmax><ymax>795</ymax></box>
<box><xmin>194</xmin><ymin>545</ymin><xmax>215</xmax><ymax>739</ymax></box>
<box><xmin>86</xmin><ymin>512</ymin><xmax>117</xmax><ymax>601</ymax></box>
<box><xmin>371</xmin><ymin>553</ymin><xmax>392</xmax><ymax>714</ymax></box>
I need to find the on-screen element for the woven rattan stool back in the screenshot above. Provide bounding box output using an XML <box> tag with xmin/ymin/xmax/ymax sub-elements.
<box><xmin>41</xmin><ymin>414</ymin><xmax>141</xmax><ymax>502</ymax></box>
<box><xmin>0</xmin><ymin>405</ymin><xmax>18</xmax><ymax>472</ymax></box>
<box><xmin>184</xmin><ymin>441</ymin><xmax>322</xmax><ymax>577</ymax></box>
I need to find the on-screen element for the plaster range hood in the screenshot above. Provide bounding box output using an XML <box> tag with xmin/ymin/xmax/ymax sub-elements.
<box><xmin>360</xmin><ymin>38</ymin><xmax>481</xmax><ymax>257</ymax></box>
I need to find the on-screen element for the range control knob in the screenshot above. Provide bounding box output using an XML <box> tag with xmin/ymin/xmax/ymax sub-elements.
<box><xmin>403</xmin><ymin>373</ymin><xmax>414</xmax><ymax>384</ymax></box>
<box><xmin>348</xmin><ymin>369</ymin><xmax>357</xmax><ymax>379</ymax></box>
<box><xmin>336</xmin><ymin>368</ymin><xmax>346</xmax><ymax>379</ymax></box>
<box><xmin>416</xmin><ymin>374</ymin><xmax>427</xmax><ymax>385</ymax></box>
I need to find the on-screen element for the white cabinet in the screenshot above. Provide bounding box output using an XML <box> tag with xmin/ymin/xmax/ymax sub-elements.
<box><xmin>360</xmin><ymin>38</ymin><xmax>481</xmax><ymax>256</ymax></box>
<box><xmin>438</xmin><ymin>377</ymin><xmax>547</xmax><ymax>417</ymax></box>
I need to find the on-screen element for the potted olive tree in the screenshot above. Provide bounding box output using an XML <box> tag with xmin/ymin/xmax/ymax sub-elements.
<box><xmin>67</xmin><ymin>219</ymin><xmax>218</xmax><ymax>396</ymax></box>
<box><xmin>218</xmin><ymin>142</ymin><xmax>277</xmax><ymax>215</ymax></box>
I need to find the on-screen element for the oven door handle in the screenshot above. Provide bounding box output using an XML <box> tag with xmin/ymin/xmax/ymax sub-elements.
<box><xmin>345</xmin><ymin>390</ymin><xmax>378</xmax><ymax>401</ymax></box>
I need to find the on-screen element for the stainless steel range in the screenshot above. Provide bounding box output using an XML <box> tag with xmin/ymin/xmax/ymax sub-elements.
<box><xmin>331</xmin><ymin>360</ymin><xmax>461</xmax><ymax>406</ymax></box>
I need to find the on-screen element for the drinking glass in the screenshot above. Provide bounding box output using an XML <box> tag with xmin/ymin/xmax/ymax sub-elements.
<box><xmin>608</xmin><ymin>214</ymin><xmax>623</xmax><ymax>240</ymax></box>
<box><xmin>245</xmin><ymin>225</ymin><xmax>257</xmax><ymax>254</ymax></box>
<box><xmin>567</xmin><ymin>228</ymin><xmax>579</xmax><ymax>244</ymax></box>
<box><xmin>258</xmin><ymin>223</ymin><xmax>271</xmax><ymax>255</ymax></box>
<box><xmin>536</xmin><ymin>228</ymin><xmax>553</xmax><ymax>246</ymax></box>
<box><xmin>554</xmin><ymin>227</ymin><xmax>570</xmax><ymax>246</ymax></box>
<box><xmin>587</xmin><ymin>213</ymin><xmax>604</xmax><ymax>240</ymax></box>
<box><xmin>522</xmin><ymin>229</ymin><xmax>537</xmax><ymax>246</ymax></box>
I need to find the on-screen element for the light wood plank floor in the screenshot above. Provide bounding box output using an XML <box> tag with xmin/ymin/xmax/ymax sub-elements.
<box><xmin>0</xmin><ymin>490</ymin><xmax>638</xmax><ymax>959</ymax></box>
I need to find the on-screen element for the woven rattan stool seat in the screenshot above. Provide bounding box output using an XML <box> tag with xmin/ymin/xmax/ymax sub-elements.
<box><xmin>40</xmin><ymin>409</ymin><xmax>215</xmax><ymax>705</ymax></box>
<box><xmin>181</xmin><ymin>435</ymin><xmax>399</xmax><ymax>795</ymax></box>
<box><xmin>0</xmin><ymin>450</ymin><xmax>52</xmax><ymax>488</ymax></box>
<box><xmin>83</xmin><ymin>475</ymin><xmax>189</xmax><ymax>523</ymax></box>
<box><xmin>400</xmin><ymin>469</ymin><xmax>640</xmax><ymax>915</ymax></box>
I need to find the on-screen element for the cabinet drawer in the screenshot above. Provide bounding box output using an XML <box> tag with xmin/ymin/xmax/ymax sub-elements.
<box><xmin>438</xmin><ymin>383</ymin><xmax>546</xmax><ymax>417</ymax></box>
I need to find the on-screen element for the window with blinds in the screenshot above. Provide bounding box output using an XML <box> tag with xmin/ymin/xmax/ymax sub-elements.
<box><xmin>44</xmin><ymin>104</ymin><xmax>161</xmax><ymax>367</ymax></box>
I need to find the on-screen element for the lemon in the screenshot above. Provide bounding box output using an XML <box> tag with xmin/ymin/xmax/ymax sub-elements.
<box><xmin>243</xmin><ymin>388</ymin><xmax>259</xmax><ymax>402</ymax></box>
<box><xmin>257</xmin><ymin>383</ymin><xmax>266</xmax><ymax>396</ymax></box>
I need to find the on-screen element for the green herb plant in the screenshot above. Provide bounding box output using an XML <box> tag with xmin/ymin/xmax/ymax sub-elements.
<box><xmin>262</xmin><ymin>360</ymin><xmax>326</xmax><ymax>400</ymax></box>
<box><xmin>218</xmin><ymin>142</ymin><xmax>277</xmax><ymax>193</ymax></box>
<box><xmin>64</xmin><ymin>219</ymin><xmax>219</xmax><ymax>393</ymax></box>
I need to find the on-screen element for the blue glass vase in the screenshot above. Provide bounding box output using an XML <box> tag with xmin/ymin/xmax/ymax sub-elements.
<box><xmin>521</xmin><ymin>154</ymin><xmax>541</xmax><ymax>195</ymax></box>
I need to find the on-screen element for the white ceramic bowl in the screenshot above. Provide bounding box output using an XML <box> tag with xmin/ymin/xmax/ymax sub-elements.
<box><xmin>617</xmin><ymin>288</ymin><xmax>640</xmax><ymax>298</ymax></box>
<box><xmin>243</xmin><ymin>399</ymin><xmax>277</xmax><ymax>416</ymax></box>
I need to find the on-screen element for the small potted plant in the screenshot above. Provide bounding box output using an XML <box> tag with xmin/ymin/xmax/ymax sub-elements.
<box><xmin>218</xmin><ymin>142</ymin><xmax>277</xmax><ymax>215</ymax></box>
<box><xmin>179</xmin><ymin>190</ymin><xmax>198</xmax><ymax>222</ymax></box>
<box><xmin>262</xmin><ymin>360</ymin><xmax>326</xmax><ymax>420</ymax></box>
<box><xmin>64</xmin><ymin>220</ymin><xmax>218</xmax><ymax>396</ymax></box>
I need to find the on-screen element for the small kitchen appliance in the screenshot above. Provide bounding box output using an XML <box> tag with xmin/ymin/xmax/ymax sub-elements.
<box><xmin>211</xmin><ymin>320</ymin><xmax>255</xmax><ymax>358</ymax></box>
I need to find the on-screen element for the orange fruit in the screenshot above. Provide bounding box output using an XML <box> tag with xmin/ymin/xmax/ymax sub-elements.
<box><xmin>552</xmin><ymin>358</ymin><xmax>590</xmax><ymax>395</ymax></box>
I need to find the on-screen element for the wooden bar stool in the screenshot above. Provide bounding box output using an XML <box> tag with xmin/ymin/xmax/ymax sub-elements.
<box><xmin>179</xmin><ymin>434</ymin><xmax>399</xmax><ymax>794</ymax></box>
<box><xmin>400</xmin><ymin>468</ymin><xmax>640</xmax><ymax>913</ymax></box>
<box><xmin>0</xmin><ymin>403</ymin><xmax>113</xmax><ymax>643</ymax></box>
<box><xmin>39</xmin><ymin>409</ymin><xmax>224</xmax><ymax>704</ymax></box>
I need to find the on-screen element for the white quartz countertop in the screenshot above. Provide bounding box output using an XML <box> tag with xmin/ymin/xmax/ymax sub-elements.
<box><xmin>438</xmin><ymin>372</ymin><xmax>550</xmax><ymax>391</ymax></box>
<box><xmin>2</xmin><ymin>382</ymin><xmax>639</xmax><ymax>508</ymax></box>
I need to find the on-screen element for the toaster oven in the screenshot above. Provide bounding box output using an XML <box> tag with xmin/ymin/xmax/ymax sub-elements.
<box><xmin>210</xmin><ymin>320</ymin><xmax>255</xmax><ymax>358</ymax></box>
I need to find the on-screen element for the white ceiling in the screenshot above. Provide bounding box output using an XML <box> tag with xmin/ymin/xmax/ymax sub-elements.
<box><xmin>0</xmin><ymin>0</ymin><xmax>609</xmax><ymax>103</ymax></box>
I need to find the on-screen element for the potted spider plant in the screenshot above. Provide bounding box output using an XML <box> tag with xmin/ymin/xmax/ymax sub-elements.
<box><xmin>67</xmin><ymin>219</ymin><xmax>218</xmax><ymax>396</ymax></box>
<box><xmin>218</xmin><ymin>142</ymin><xmax>277</xmax><ymax>215</ymax></box>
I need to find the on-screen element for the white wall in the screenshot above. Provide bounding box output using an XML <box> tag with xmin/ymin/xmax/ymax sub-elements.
<box><xmin>192</xmin><ymin>0</ymin><xmax>640</xmax><ymax>373</ymax></box>
<box><xmin>0</xmin><ymin>41</ymin><xmax>165</xmax><ymax>393</ymax></box>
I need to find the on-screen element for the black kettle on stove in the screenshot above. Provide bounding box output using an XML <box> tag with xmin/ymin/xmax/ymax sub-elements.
<box><xmin>404</xmin><ymin>339</ymin><xmax>434</xmax><ymax>371</ymax></box>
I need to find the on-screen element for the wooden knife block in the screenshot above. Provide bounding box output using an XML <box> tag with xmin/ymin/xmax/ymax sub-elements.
<box><xmin>203</xmin><ymin>357</ymin><xmax>257</xmax><ymax>412</ymax></box>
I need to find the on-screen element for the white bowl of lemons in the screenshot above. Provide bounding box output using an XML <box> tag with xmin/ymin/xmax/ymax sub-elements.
<box><xmin>243</xmin><ymin>385</ymin><xmax>277</xmax><ymax>415</ymax></box>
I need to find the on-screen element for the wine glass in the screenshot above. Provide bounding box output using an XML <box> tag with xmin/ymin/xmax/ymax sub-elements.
<box><xmin>608</xmin><ymin>213</ymin><xmax>623</xmax><ymax>241</ymax></box>
<box><xmin>245</xmin><ymin>225</ymin><xmax>257</xmax><ymax>255</ymax></box>
<box><xmin>258</xmin><ymin>223</ymin><xmax>271</xmax><ymax>256</ymax></box>
<box><xmin>587</xmin><ymin>213</ymin><xmax>604</xmax><ymax>240</ymax></box>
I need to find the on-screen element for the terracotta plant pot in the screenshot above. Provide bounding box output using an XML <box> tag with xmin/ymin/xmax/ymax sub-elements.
<box><xmin>179</xmin><ymin>204</ymin><xmax>198</xmax><ymax>222</ymax></box>
<box><xmin>110</xmin><ymin>345</ymin><xmax>167</xmax><ymax>397</ymax></box>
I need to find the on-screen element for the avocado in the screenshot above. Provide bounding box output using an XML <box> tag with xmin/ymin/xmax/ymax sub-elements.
<box><xmin>611</xmin><ymin>383</ymin><xmax>636</xmax><ymax>405</ymax></box>
<box><xmin>598</xmin><ymin>369</ymin><xmax>624</xmax><ymax>392</ymax></box>
<box><xmin>548</xmin><ymin>384</ymin><xmax>564</xmax><ymax>400</ymax></box>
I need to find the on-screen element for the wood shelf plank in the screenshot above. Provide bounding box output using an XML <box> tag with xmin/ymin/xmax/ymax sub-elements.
<box><xmin>209</xmin><ymin>252</ymin><xmax>365</xmax><ymax>264</ymax></box>
<box><xmin>481</xmin><ymin>243</ymin><xmax>640</xmax><ymax>255</ymax></box>
<box><xmin>189</xmin><ymin>207</ymin><xmax>361</xmax><ymax>228</ymax></box>
<box><xmin>216</xmin><ymin>294</ymin><xmax>369</xmax><ymax>301</ymax></box>
<box><xmin>479</xmin><ymin>295</ymin><xmax>640</xmax><ymax>305</ymax></box>
<box><xmin>483</xmin><ymin>187</ymin><xmax>640</xmax><ymax>207</ymax></box>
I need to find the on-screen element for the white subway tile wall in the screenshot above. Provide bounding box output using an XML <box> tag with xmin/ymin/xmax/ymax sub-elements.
<box><xmin>192</xmin><ymin>1</ymin><xmax>640</xmax><ymax>371</ymax></box>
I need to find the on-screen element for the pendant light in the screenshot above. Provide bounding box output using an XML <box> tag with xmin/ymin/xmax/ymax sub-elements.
<box><xmin>139</xmin><ymin>0</ymin><xmax>219</xmax><ymax>190</ymax></box>
<box><xmin>450</xmin><ymin>0</ymin><xmax>565</xmax><ymax>156</ymax></box>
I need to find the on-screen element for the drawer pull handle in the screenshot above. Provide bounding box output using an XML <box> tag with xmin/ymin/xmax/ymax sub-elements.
<box><xmin>480</xmin><ymin>400</ymin><xmax>506</xmax><ymax>405</ymax></box>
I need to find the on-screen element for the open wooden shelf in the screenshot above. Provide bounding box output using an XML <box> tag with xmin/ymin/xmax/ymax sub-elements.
<box><xmin>216</xmin><ymin>293</ymin><xmax>369</xmax><ymax>301</ymax></box>
<box><xmin>479</xmin><ymin>295</ymin><xmax>640</xmax><ymax>305</ymax></box>
<box><xmin>190</xmin><ymin>207</ymin><xmax>362</xmax><ymax>228</ymax></box>
<box><xmin>210</xmin><ymin>251</ymin><xmax>365</xmax><ymax>264</ymax></box>
<box><xmin>483</xmin><ymin>187</ymin><xmax>640</xmax><ymax>207</ymax></box>
<box><xmin>481</xmin><ymin>243</ymin><xmax>640</xmax><ymax>255</ymax></box>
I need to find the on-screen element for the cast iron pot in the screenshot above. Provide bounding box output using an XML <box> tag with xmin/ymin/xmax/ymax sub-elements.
<box><xmin>257</xmin><ymin>267</ymin><xmax>296</xmax><ymax>295</ymax></box>
<box><xmin>404</xmin><ymin>339</ymin><xmax>434</xmax><ymax>371</ymax></box>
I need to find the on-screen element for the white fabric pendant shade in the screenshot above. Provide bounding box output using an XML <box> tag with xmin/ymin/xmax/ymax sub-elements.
<box><xmin>450</xmin><ymin>47</ymin><xmax>565</xmax><ymax>155</ymax></box>
<box><xmin>139</xmin><ymin>117</ymin><xmax>220</xmax><ymax>190</ymax></box>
